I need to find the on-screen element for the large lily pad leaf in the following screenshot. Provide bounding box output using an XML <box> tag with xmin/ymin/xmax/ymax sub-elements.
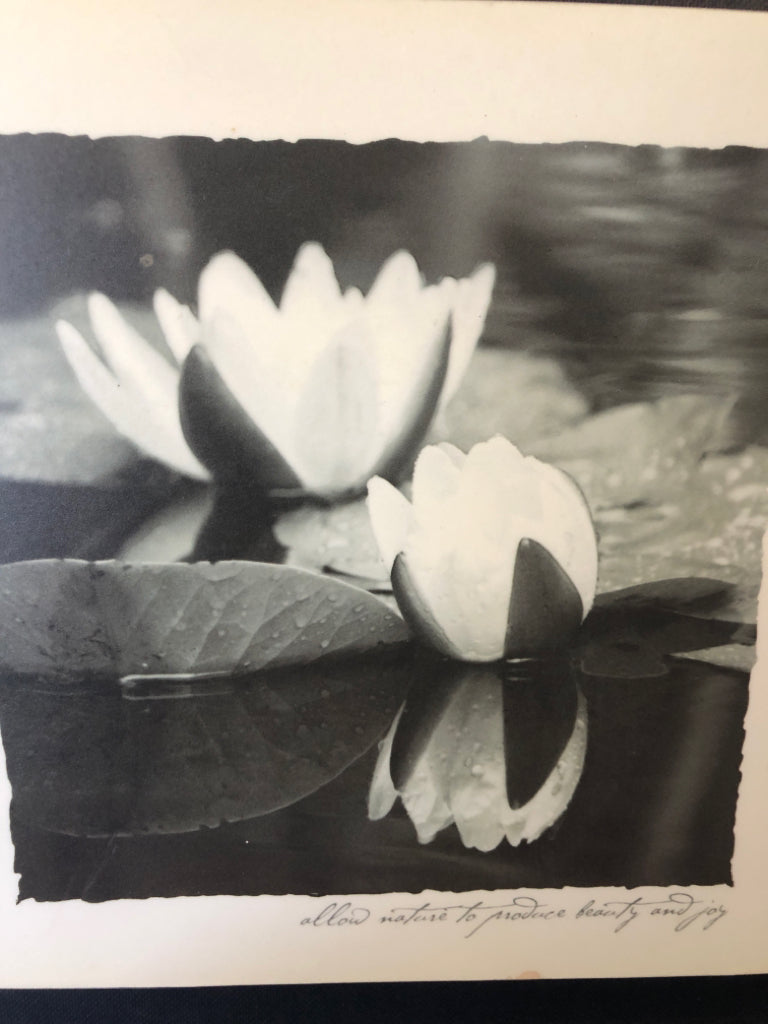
<box><xmin>0</xmin><ymin>560</ymin><xmax>409</xmax><ymax>679</ymax></box>
<box><xmin>530</xmin><ymin>393</ymin><xmax>731</xmax><ymax>510</ymax></box>
<box><xmin>593</xmin><ymin>446</ymin><xmax>767</xmax><ymax>616</ymax></box>
<box><xmin>0</xmin><ymin>559</ymin><xmax>412</xmax><ymax>835</ymax></box>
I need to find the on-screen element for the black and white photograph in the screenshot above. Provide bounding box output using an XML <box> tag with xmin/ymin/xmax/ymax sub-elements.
<box><xmin>0</xmin><ymin>0</ymin><xmax>767</xmax><ymax>989</ymax></box>
<box><xmin>0</xmin><ymin>131</ymin><xmax>762</xmax><ymax>902</ymax></box>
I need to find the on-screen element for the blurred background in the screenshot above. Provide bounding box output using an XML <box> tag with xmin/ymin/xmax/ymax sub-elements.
<box><xmin>2</xmin><ymin>134</ymin><xmax>768</xmax><ymax>412</ymax></box>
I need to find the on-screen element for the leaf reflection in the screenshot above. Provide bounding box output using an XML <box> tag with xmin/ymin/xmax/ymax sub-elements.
<box><xmin>1</xmin><ymin>577</ymin><xmax>752</xmax><ymax>897</ymax></box>
<box><xmin>578</xmin><ymin>577</ymin><xmax>756</xmax><ymax>678</ymax></box>
<box><xmin>0</xmin><ymin>648</ymin><xmax>413</xmax><ymax>838</ymax></box>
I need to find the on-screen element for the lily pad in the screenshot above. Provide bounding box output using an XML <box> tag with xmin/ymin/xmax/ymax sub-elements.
<box><xmin>273</xmin><ymin>498</ymin><xmax>391</xmax><ymax>589</ymax></box>
<box><xmin>0</xmin><ymin>559</ymin><xmax>408</xmax><ymax>679</ymax></box>
<box><xmin>530</xmin><ymin>393</ymin><xmax>733</xmax><ymax>511</ymax></box>
<box><xmin>578</xmin><ymin>578</ymin><xmax>756</xmax><ymax>678</ymax></box>
<box><xmin>0</xmin><ymin>559</ymin><xmax>412</xmax><ymax>835</ymax></box>
<box><xmin>593</xmin><ymin>447</ymin><xmax>767</xmax><ymax>618</ymax></box>
<box><xmin>435</xmin><ymin>346</ymin><xmax>589</xmax><ymax>452</ymax></box>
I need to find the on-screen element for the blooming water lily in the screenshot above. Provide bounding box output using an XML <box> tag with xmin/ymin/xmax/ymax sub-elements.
<box><xmin>367</xmin><ymin>436</ymin><xmax>598</xmax><ymax>661</ymax></box>
<box><xmin>368</xmin><ymin>662</ymin><xmax>588</xmax><ymax>851</ymax></box>
<box><xmin>180</xmin><ymin>244</ymin><xmax>495</xmax><ymax>498</ymax></box>
<box><xmin>57</xmin><ymin>245</ymin><xmax>495</xmax><ymax>500</ymax></box>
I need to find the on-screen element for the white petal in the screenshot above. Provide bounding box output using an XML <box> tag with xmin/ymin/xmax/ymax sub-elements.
<box><xmin>401</xmin><ymin>776</ymin><xmax>454</xmax><ymax>845</ymax></box>
<box><xmin>444</xmin><ymin>671</ymin><xmax>509</xmax><ymax>851</ymax></box>
<box><xmin>411</xmin><ymin>443</ymin><xmax>465</xmax><ymax>516</ymax></box>
<box><xmin>280</xmin><ymin>242</ymin><xmax>343</xmax><ymax>320</ymax></box>
<box><xmin>342</xmin><ymin>286</ymin><xmax>365</xmax><ymax>312</ymax></box>
<box><xmin>201</xmin><ymin>308</ymin><xmax>303</xmax><ymax>478</ymax></box>
<box><xmin>446</xmin><ymin>437</ymin><xmax>597</xmax><ymax>647</ymax></box>
<box><xmin>434</xmin><ymin>442</ymin><xmax>466</xmax><ymax>468</ymax></box>
<box><xmin>396</xmin><ymin>690</ymin><xmax>464</xmax><ymax>844</ymax></box>
<box><xmin>471</xmin><ymin>441</ymin><xmax>597</xmax><ymax>619</ymax></box>
<box><xmin>87</xmin><ymin>293</ymin><xmax>180</xmax><ymax>409</ymax></box>
<box><xmin>199</xmin><ymin>250</ymin><xmax>278</xmax><ymax>347</ymax></box>
<box><xmin>291</xmin><ymin>320</ymin><xmax>380</xmax><ymax>495</ymax></box>
<box><xmin>363</xmin><ymin>283</ymin><xmax>452</xmax><ymax>464</ymax></box>
<box><xmin>366</xmin><ymin>476</ymin><xmax>413</xmax><ymax>572</ymax></box>
<box><xmin>57</xmin><ymin>319</ymin><xmax>209</xmax><ymax>480</ymax></box>
<box><xmin>406</xmin><ymin>441</ymin><xmax>518</xmax><ymax>661</ymax></box>
<box><xmin>278</xmin><ymin>245</ymin><xmax>360</xmax><ymax>382</ymax></box>
<box><xmin>532</xmin><ymin>463</ymin><xmax>599</xmax><ymax>617</ymax></box>
<box><xmin>366</xmin><ymin>250</ymin><xmax>422</xmax><ymax>310</ymax></box>
<box><xmin>462</xmin><ymin>436</ymin><xmax>544</xmax><ymax>523</ymax></box>
<box><xmin>367</xmin><ymin>708</ymin><xmax>402</xmax><ymax>821</ymax></box>
<box><xmin>153</xmin><ymin>288</ymin><xmax>200</xmax><ymax>364</ymax></box>
<box><xmin>441</xmin><ymin>263</ymin><xmax>496</xmax><ymax>407</ymax></box>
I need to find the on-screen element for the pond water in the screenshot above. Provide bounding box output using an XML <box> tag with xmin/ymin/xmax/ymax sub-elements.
<box><xmin>2</xmin><ymin>587</ymin><xmax>748</xmax><ymax>900</ymax></box>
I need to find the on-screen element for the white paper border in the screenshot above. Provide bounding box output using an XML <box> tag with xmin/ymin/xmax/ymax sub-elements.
<box><xmin>0</xmin><ymin>0</ymin><xmax>766</xmax><ymax>986</ymax></box>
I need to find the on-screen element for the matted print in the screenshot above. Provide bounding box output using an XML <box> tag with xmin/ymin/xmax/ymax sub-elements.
<box><xmin>0</xmin><ymin>0</ymin><xmax>766</xmax><ymax>987</ymax></box>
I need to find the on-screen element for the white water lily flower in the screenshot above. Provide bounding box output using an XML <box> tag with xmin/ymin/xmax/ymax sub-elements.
<box><xmin>369</xmin><ymin>666</ymin><xmax>588</xmax><ymax>851</ymax></box>
<box><xmin>56</xmin><ymin>290</ymin><xmax>210</xmax><ymax>480</ymax></box>
<box><xmin>367</xmin><ymin>436</ymin><xmax>598</xmax><ymax>662</ymax></box>
<box><xmin>179</xmin><ymin>244</ymin><xmax>495</xmax><ymax>498</ymax></box>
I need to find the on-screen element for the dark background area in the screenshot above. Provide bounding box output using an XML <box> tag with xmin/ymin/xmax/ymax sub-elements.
<box><xmin>4</xmin><ymin>132</ymin><xmax>768</xmax><ymax>415</ymax></box>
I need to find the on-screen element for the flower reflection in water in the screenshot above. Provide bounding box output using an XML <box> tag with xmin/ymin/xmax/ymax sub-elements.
<box><xmin>369</xmin><ymin>656</ymin><xmax>587</xmax><ymax>852</ymax></box>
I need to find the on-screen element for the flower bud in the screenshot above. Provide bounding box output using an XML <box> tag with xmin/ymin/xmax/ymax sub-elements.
<box><xmin>367</xmin><ymin>436</ymin><xmax>598</xmax><ymax>661</ymax></box>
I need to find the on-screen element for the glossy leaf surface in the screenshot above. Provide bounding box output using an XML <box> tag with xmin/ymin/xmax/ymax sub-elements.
<box><xmin>0</xmin><ymin>559</ymin><xmax>408</xmax><ymax>679</ymax></box>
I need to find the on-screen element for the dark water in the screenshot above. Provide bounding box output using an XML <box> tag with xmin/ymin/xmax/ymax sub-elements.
<box><xmin>1</xmin><ymin>597</ymin><xmax>748</xmax><ymax>900</ymax></box>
